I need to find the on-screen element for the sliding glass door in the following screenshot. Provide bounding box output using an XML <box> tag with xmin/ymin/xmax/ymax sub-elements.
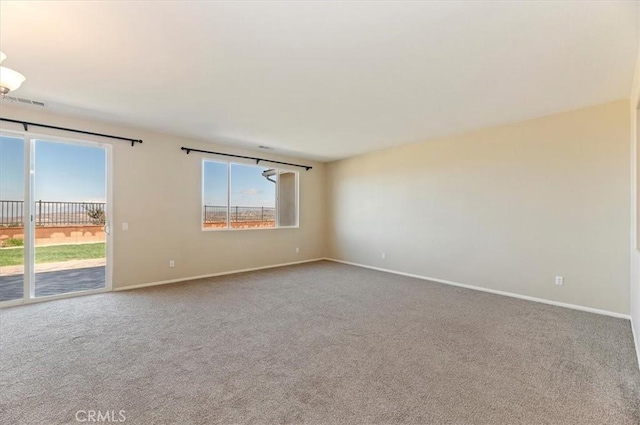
<box><xmin>0</xmin><ymin>132</ymin><xmax>111</xmax><ymax>305</ymax></box>
<box><xmin>33</xmin><ymin>139</ymin><xmax>108</xmax><ymax>298</ymax></box>
<box><xmin>0</xmin><ymin>135</ymin><xmax>26</xmax><ymax>302</ymax></box>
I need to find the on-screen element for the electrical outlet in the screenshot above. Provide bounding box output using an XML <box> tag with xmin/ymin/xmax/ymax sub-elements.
<box><xmin>122</xmin><ymin>222</ymin><xmax>128</xmax><ymax>231</ymax></box>
<box><xmin>381</xmin><ymin>252</ymin><xmax>386</xmax><ymax>260</ymax></box>
<box><xmin>555</xmin><ymin>276</ymin><xmax>563</xmax><ymax>286</ymax></box>
<box><xmin>296</xmin><ymin>247</ymin><xmax>299</xmax><ymax>253</ymax></box>
<box><xmin>169</xmin><ymin>260</ymin><xmax>175</xmax><ymax>268</ymax></box>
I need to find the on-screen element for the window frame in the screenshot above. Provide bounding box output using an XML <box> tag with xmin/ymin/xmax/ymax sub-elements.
<box><xmin>201</xmin><ymin>158</ymin><xmax>299</xmax><ymax>232</ymax></box>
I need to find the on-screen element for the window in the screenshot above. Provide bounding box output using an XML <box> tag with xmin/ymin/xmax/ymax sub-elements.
<box><xmin>202</xmin><ymin>160</ymin><xmax>298</xmax><ymax>230</ymax></box>
<box><xmin>202</xmin><ymin>161</ymin><xmax>228</xmax><ymax>229</ymax></box>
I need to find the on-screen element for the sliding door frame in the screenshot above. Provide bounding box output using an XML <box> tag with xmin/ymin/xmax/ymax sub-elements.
<box><xmin>0</xmin><ymin>128</ymin><xmax>113</xmax><ymax>307</ymax></box>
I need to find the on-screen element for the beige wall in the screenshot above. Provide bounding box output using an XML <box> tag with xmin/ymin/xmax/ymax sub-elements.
<box><xmin>327</xmin><ymin>100</ymin><xmax>631</xmax><ymax>314</ymax></box>
<box><xmin>633</xmin><ymin>105</ymin><xmax>639</xmax><ymax>365</ymax></box>
<box><xmin>0</xmin><ymin>99</ymin><xmax>633</xmax><ymax>318</ymax></box>
<box><xmin>630</xmin><ymin>5</ymin><xmax>640</xmax><ymax>365</ymax></box>
<box><xmin>0</xmin><ymin>104</ymin><xmax>326</xmax><ymax>289</ymax></box>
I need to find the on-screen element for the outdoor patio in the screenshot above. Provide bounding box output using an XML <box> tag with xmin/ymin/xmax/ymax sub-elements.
<box><xmin>0</xmin><ymin>266</ymin><xmax>105</xmax><ymax>302</ymax></box>
<box><xmin>0</xmin><ymin>197</ymin><xmax>107</xmax><ymax>303</ymax></box>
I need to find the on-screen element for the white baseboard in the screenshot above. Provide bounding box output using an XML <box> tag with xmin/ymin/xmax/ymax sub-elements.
<box><xmin>116</xmin><ymin>255</ymin><xmax>631</xmax><ymax>320</ymax></box>
<box><xmin>325</xmin><ymin>258</ymin><xmax>631</xmax><ymax>320</ymax></box>
<box><xmin>114</xmin><ymin>258</ymin><xmax>324</xmax><ymax>292</ymax></box>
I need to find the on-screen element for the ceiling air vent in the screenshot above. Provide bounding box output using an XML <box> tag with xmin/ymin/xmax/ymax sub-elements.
<box><xmin>3</xmin><ymin>96</ymin><xmax>45</xmax><ymax>107</ymax></box>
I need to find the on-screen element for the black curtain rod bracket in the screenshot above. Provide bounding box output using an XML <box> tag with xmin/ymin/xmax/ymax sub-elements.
<box><xmin>0</xmin><ymin>118</ymin><xmax>143</xmax><ymax>146</ymax></box>
<box><xmin>181</xmin><ymin>147</ymin><xmax>312</xmax><ymax>171</ymax></box>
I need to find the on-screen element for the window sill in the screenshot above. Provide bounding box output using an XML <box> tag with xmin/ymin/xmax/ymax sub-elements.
<box><xmin>201</xmin><ymin>225</ymin><xmax>299</xmax><ymax>232</ymax></box>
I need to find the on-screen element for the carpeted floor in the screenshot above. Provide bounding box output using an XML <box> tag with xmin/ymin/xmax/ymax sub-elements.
<box><xmin>1</xmin><ymin>261</ymin><xmax>639</xmax><ymax>424</ymax></box>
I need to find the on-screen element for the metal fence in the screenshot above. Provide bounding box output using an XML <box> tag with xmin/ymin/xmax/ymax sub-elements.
<box><xmin>0</xmin><ymin>200</ymin><xmax>106</xmax><ymax>227</ymax></box>
<box><xmin>1</xmin><ymin>201</ymin><xmax>272</xmax><ymax>227</ymax></box>
<box><xmin>203</xmin><ymin>205</ymin><xmax>275</xmax><ymax>224</ymax></box>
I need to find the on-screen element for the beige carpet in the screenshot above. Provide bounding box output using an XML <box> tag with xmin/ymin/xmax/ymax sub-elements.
<box><xmin>1</xmin><ymin>261</ymin><xmax>638</xmax><ymax>424</ymax></box>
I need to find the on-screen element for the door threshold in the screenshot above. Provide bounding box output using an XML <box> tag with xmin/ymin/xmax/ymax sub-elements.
<box><xmin>0</xmin><ymin>288</ymin><xmax>111</xmax><ymax>309</ymax></box>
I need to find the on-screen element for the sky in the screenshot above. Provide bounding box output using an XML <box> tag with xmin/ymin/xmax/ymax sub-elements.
<box><xmin>0</xmin><ymin>136</ymin><xmax>106</xmax><ymax>202</ymax></box>
<box><xmin>203</xmin><ymin>161</ymin><xmax>276</xmax><ymax>208</ymax></box>
<box><xmin>0</xmin><ymin>135</ymin><xmax>274</xmax><ymax>208</ymax></box>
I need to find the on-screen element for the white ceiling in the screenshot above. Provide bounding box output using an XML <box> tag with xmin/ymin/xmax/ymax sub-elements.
<box><xmin>0</xmin><ymin>1</ymin><xmax>638</xmax><ymax>161</ymax></box>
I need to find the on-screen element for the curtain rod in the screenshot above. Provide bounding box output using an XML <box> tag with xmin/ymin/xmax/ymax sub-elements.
<box><xmin>0</xmin><ymin>118</ymin><xmax>143</xmax><ymax>146</ymax></box>
<box><xmin>181</xmin><ymin>147</ymin><xmax>313</xmax><ymax>171</ymax></box>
